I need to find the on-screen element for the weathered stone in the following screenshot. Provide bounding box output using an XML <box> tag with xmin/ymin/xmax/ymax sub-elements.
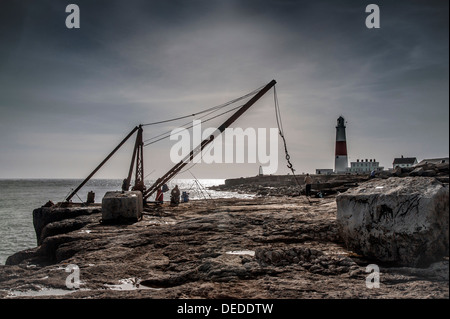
<box><xmin>39</xmin><ymin>215</ymin><xmax>92</xmax><ymax>244</ymax></box>
<box><xmin>309</xmin><ymin>264</ymin><xmax>323</xmax><ymax>273</ymax></box>
<box><xmin>410</xmin><ymin>167</ymin><xmax>425</xmax><ymax>176</ymax></box>
<box><xmin>33</xmin><ymin>206</ymin><xmax>100</xmax><ymax>245</ymax></box>
<box><xmin>101</xmin><ymin>191</ymin><xmax>143</xmax><ymax>222</ymax></box>
<box><xmin>421</xmin><ymin>170</ymin><xmax>437</xmax><ymax>177</ymax></box>
<box><xmin>377</xmin><ymin>170</ymin><xmax>393</xmax><ymax>179</ymax></box>
<box><xmin>336</xmin><ymin>177</ymin><xmax>449</xmax><ymax>266</ymax></box>
<box><xmin>2</xmin><ymin>195</ymin><xmax>448</xmax><ymax>299</ymax></box>
<box><xmin>5</xmin><ymin>247</ymin><xmax>40</xmax><ymax>265</ymax></box>
<box><xmin>410</xmin><ymin>167</ymin><xmax>437</xmax><ymax>177</ymax></box>
<box><xmin>437</xmin><ymin>176</ymin><xmax>450</xmax><ymax>184</ymax></box>
<box><xmin>436</xmin><ymin>162</ymin><xmax>449</xmax><ymax>174</ymax></box>
<box><xmin>383</xmin><ymin>260</ymin><xmax>449</xmax><ymax>281</ymax></box>
<box><xmin>392</xmin><ymin>166</ymin><xmax>409</xmax><ymax>177</ymax></box>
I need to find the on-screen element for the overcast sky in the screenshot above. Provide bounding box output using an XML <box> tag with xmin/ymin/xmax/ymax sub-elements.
<box><xmin>0</xmin><ymin>0</ymin><xmax>448</xmax><ymax>179</ymax></box>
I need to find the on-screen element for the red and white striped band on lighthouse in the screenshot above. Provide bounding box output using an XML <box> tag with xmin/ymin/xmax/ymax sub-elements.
<box><xmin>335</xmin><ymin>116</ymin><xmax>348</xmax><ymax>173</ymax></box>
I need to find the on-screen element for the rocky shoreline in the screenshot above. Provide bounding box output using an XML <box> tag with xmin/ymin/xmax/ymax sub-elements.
<box><xmin>0</xmin><ymin>181</ymin><xmax>448</xmax><ymax>298</ymax></box>
<box><xmin>209</xmin><ymin>161</ymin><xmax>449</xmax><ymax>197</ymax></box>
<box><xmin>208</xmin><ymin>174</ymin><xmax>370</xmax><ymax>197</ymax></box>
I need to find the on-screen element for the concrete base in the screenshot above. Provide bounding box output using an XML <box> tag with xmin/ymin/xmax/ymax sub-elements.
<box><xmin>102</xmin><ymin>191</ymin><xmax>143</xmax><ymax>222</ymax></box>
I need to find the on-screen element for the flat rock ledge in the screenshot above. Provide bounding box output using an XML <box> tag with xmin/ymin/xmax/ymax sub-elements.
<box><xmin>0</xmin><ymin>193</ymin><xmax>448</xmax><ymax>299</ymax></box>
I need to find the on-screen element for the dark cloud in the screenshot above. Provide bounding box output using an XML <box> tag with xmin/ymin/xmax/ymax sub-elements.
<box><xmin>0</xmin><ymin>0</ymin><xmax>448</xmax><ymax>178</ymax></box>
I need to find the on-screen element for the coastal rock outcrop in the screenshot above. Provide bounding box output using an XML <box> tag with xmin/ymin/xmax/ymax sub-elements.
<box><xmin>336</xmin><ymin>177</ymin><xmax>449</xmax><ymax>267</ymax></box>
<box><xmin>33</xmin><ymin>205</ymin><xmax>100</xmax><ymax>245</ymax></box>
<box><xmin>210</xmin><ymin>174</ymin><xmax>370</xmax><ymax>197</ymax></box>
<box><xmin>1</xmin><ymin>194</ymin><xmax>448</xmax><ymax>298</ymax></box>
<box><xmin>375</xmin><ymin>162</ymin><xmax>449</xmax><ymax>182</ymax></box>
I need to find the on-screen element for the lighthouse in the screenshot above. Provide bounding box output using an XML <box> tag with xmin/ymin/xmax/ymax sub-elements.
<box><xmin>334</xmin><ymin>116</ymin><xmax>348</xmax><ymax>173</ymax></box>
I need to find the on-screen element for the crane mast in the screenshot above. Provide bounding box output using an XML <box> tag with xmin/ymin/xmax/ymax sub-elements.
<box><xmin>65</xmin><ymin>80</ymin><xmax>277</xmax><ymax>204</ymax></box>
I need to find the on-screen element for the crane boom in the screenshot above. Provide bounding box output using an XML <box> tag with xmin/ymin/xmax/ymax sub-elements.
<box><xmin>143</xmin><ymin>79</ymin><xmax>277</xmax><ymax>201</ymax></box>
<box><xmin>65</xmin><ymin>126</ymin><xmax>139</xmax><ymax>202</ymax></box>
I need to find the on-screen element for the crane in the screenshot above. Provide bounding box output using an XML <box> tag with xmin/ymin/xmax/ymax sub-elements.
<box><xmin>65</xmin><ymin>79</ymin><xmax>276</xmax><ymax>204</ymax></box>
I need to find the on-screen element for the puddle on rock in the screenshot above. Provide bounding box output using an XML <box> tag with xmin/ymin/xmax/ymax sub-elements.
<box><xmin>6</xmin><ymin>287</ymin><xmax>88</xmax><ymax>298</ymax></box>
<box><xmin>104</xmin><ymin>278</ymin><xmax>161</xmax><ymax>291</ymax></box>
<box><xmin>226</xmin><ymin>250</ymin><xmax>255</xmax><ymax>256</ymax></box>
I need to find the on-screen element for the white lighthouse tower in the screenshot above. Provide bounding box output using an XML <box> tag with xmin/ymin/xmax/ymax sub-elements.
<box><xmin>334</xmin><ymin>116</ymin><xmax>348</xmax><ymax>173</ymax></box>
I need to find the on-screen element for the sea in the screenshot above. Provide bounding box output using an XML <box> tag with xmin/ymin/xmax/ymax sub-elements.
<box><xmin>0</xmin><ymin>178</ymin><xmax>251</xmax><ymax>265</ymax></box>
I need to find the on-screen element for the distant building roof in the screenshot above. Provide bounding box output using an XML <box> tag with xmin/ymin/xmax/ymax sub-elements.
<box><xmin>417</xmin><ymin>157</ymin><xmax>449</xmax><ymax>165</ymax></box>
<box><xmin>393</xmin><ymin>156</ymin><xmax>417</xmax><ymax>165</ymax></box>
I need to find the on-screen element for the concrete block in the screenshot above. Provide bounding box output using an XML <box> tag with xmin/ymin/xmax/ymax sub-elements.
<box><xmin>336</xmin><ymin>177</ymin><xmax>449</xmax><ymax>266</ymax></box>
<box><xmin>102</xmin><ymin>191</ymin><xmax>143</xmax><ymax>222</ymax></box>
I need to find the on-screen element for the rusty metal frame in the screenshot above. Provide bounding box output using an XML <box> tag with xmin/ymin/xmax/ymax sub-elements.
<box><xmin>142</xmin><ymin>79</ymin><xmax>277</xmax><ymax>202</ymax></box>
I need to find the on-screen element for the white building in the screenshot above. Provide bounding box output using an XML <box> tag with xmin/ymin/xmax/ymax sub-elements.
<box><xmin>393</xmin><ymin>155</ymin><xmax>417</xmax><ymax>169</ymax></box>
<box><xmin>349</xmin><ymin>159</ymin><xmax>381</xmax><ymax>174</ymax></box>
